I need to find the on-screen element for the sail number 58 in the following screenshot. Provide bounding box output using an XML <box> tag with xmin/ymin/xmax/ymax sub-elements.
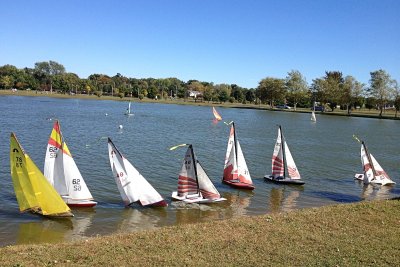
<box><xmin>72</xmin><ymin>179</ymin><xmax>81</xmax><ymax>191</ymax></box>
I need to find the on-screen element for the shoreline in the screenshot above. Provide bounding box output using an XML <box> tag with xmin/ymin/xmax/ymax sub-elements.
<box><xmin>0</xmin><ymin>199</ymin><xmax>399</xmax><ymax>265</ymax></box>
<box><xmin>1</xmin><ymin>89</ymin><xmax>399</xmax><ymax>120</ymax></box>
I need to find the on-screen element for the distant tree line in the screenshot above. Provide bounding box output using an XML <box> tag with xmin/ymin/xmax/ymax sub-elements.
<box><xmin>1</xmin><ymin>61</ymin><xmax>399</xmax><ymax>117</ymax></box>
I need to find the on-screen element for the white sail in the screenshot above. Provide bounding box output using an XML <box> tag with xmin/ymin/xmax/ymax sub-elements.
<box><xmin>44</xmin><ymin>142</ymin><xmax>67</xmax><ymax>195</ymax></box>
<box><xmin>284</xmin><ymin>142</ymin><xmax>301</xmax><ymax>179</ymax></box>
<box><xmin>125</xmin><ymin>102</ymin><xmax>133</xmax><ymax>116</ymax></box>
<box><xmin>311</xmin><ymin>111</ymin><xmax>316</xmax><ymax>122</ymax></box>
<box><xmin>197</xmin><ymin>162</ymin><xmax>221</xmax><ymax>200</ymax></box>
<box><xmin>176</xmin><ymin>146</ymin><xmax>199</xmax><ymax>197</ymax></box>
<box><xmin>360</xmin><ymin>143</ymin><xmax>395</xmax><ymax>185</ymax></box>
<box><xmin>44</xmin><ymin>121</ymin><xmax>96</xmax><ymax>206</ymax></box>
<box><xmin>62</xmin><ymin>143</ymin><xmax>94</xmax><ymax>201</ymax></box>
<box><xmin>236</xmin><ymin>141</ymin><xmax>252</xmax><ymax>183</ymax></box>
<box><xmin>223</xmin><ymin>125</ymin><xmax>238</xmax><ymax>181</ymax></box>
<box><xmin>108</xmin><ymin>138</ymin><xmax>167</xmax><ymax>207</ymax></box>
<box><xmin>271</xmin><ymin>127</ymin><xmax>284</xmax><ymax>178</ymax></box>
<box><xmin>222</xmin><ymin>123</ymin><xmax>253</xmax><ymax>188</ymax></box>
<box><xmin>360</xmin><ymin>144</ymin><xmax>374</xmax><ymax>184</ymax></box>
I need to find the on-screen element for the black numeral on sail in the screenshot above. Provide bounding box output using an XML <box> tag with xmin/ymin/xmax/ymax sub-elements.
<box><xmin>72</xmin><ymin>179</ymin><xmax>81</xmax><ymax>191</ymax></box>
<box><xmin>48</xmin><ymin>147</ymin><xmax>58</xmax><ymax>158</ymax></box>
<box><xmin>184</xmin><ymin>160</ymin><xmax>191</xmax><ymax>170</ymax></box>
<box><xmin>15</xmin><ymin>157</ymin><xmax>22</xmax><ymax>168</ymax></box>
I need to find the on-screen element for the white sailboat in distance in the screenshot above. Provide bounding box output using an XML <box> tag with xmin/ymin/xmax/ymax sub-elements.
<box><xmin>125</xmin><ymin>101</ymin><xmax>133</xmax><ymax>116</ymax></box>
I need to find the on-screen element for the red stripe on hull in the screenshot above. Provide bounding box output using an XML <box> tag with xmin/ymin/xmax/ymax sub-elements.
<box><xmin>67</xmin><ymin>202</ymin><xmax>97</xmax><ymax>208</ymax></box>
<box><xmin>222</xmin><ymin>180</ymin><xmax>255</xmax><ymax>190</ymax></box>
<box><xmin>144</xmin><ymin>200</ymin><xmax>168</xmax><ymax>207</ymax></box>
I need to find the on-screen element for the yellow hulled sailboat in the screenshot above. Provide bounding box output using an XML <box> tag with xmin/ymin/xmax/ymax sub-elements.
<box><xmin>10</xmin><ymin>133</ymin><xmax>73</xmax><ymax>217</ymax></box>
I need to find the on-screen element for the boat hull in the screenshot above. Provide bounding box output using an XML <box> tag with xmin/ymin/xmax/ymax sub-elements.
<box><xmin>222</xmin><ymin>180</ymin><xmax>255</xmax><ymax>190</ymax></box>
<box><xmin>29</xmin><ymin>209</ymin><xmax>74</xmax><ymax>218</ymax></box>
<box><xmin>64</xmin><ymin>198</ymin><xmax>97</xmax><ymax>208</ymax></box>
<box><xmin>264</xmin><ymin>175</ymin><xmax>305</xmax><ymax>185</ymax></box>
<box><xmin>171</xmin><ymin>191</ymin><xmax>226</xmax><ymax>204</ymax></box>
<box><xmin>67</xmin><ymin>202</ymin><xmax>97</xmax><ymax>208</ymax></box>
<box><xmin>354</xmin><ymin>173</ymin><xmax>364</xmax><ymax>180</ymax></box>
<box><xmin>144</xmin><ymin>200</ymin><xmax>168</xmax><ymax>207</ymax></box>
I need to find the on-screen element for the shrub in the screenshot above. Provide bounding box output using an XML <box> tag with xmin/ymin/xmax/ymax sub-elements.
<box><xmin>95</xmin><ymin>91</ymin><xmax>102</xmax><ymax>97</ymax></box>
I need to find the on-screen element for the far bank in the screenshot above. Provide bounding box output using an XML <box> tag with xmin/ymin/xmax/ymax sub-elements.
<box><xmin>1</xmin><ymin>89</ymin><xmax>399</xmax><ymax>120</ymax></box>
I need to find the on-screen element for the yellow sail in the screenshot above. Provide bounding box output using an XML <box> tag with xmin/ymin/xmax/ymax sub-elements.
<box><xmin>10</xmin><ymin>133</ymin><xmax>40</xmax><ymax>212</ymax></box>
<box><xmin>10</xmin><ymin>133</ymin><xmax>73</xmax><ymax>217</ymax></box>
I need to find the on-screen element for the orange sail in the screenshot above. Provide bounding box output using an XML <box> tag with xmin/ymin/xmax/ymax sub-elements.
<box><xmin>212</xmin><ymin>107</ymin><xmax>222</xmax><ymax>121</ymax></box>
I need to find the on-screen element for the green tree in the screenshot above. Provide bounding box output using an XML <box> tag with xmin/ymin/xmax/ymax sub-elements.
<box><xmin>285</xmin><ymin>70</ymin><xmax>308</xmax><ymax>110</ymax></box>
<box><xmin>245</xmin><ymin>89</ymin><xmax>256</xmax><ymax>103</ymax></box>
<box><xmin>0</xmin><ymin>75</ymin><xmax>14</xmax><ymax>89</ymax></box>
<box><xmin>393</xmin><ymin>80</ymin><xmax>400</xmax><ymax>117</ymax></box>
<box><xmin>257</xmin><ymin>77</ymin><xmax>285</xmax><ymax>107</ymax></box>
<box><xmin>368</xmin><ymin>69</ymin><xmax>394</xmax><ymax>117</ymax></box>
<box><xmin>34</xmin><ymin>60</ymin><xmax>66</xmax><ymax>93</ymax></box>
<box><xmin>147</xmin><ymin>85</ymin><xmax>158</xmax><ymax>99</ymax></box>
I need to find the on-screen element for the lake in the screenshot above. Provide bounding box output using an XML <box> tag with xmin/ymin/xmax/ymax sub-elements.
<box><xmin>0</xmin><ymin>95</ymin><xmax>399</xmax><ymax>246</ymax></box>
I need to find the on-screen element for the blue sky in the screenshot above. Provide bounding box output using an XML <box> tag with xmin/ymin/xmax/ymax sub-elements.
<box><xmin>1</xmin><ymin>0</ymin><xmax>399</xmax><ymax>88</ymax></box>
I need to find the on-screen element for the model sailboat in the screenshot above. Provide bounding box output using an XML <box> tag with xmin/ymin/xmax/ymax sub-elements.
<box><xmin>172</xmin><ymin>144</ymin><xmax>226</xmax><ymax>203</ymax></box>
<box><xmin>125</xmin><ymin>102</ymin><xmax>133</xmax><ymax>116</ymax></box>
<box><xmin>311</xmin><ymin>109</ymin><xmax>316</xmax><ymax>122</ymax></box>
<box><xmin>10</xmin><ymin>133</ymin><xmax>73</xmax><ymax>217</ymax></box>
<box><xmin>264</xmin><ymin>125</ymin><xmax>305</xmax><ymax>185</ymax></box>
<box><xmin>44</xmin><ymin>120</ymin><xmax>97</xmax><ymax>207</ymax></box>
<box><xmin>212</xmin><ymin>107</ymin><xmax>222</xmax><ymax>121</ymax></box>
<box><xmin>223</xmin><ymin>122</ymin><xmax>254</xmax><ymax>190</ymax></box>
<box><xmin>354</xmin><ymin>138</ymin><xmax>395</xmax><ymax>185</ymax></box>
<box><xmin>108</xmin><ymin>138</ymin><xmax>168</xmax><ymax>207</ymax></box>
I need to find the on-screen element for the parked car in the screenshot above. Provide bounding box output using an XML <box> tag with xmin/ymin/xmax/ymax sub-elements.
<box><xmin>311</xmin><ymin>106</ymin><xmax>325</xmax><ymax>112</ymax></box>
<box><xmin>276</xmin><ymin>104</ymin><xmax>292</xmax><ymax>109</ymax></box>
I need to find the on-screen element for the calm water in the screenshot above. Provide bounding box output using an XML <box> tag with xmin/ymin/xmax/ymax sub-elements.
<box><xmin>0</xmin><ymin>96</ymin><xmax>399</xmax><ymax>246</ymax></box>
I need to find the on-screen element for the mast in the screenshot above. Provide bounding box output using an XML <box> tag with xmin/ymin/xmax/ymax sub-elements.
<box><xmin>279</xmin><ymin>125</ymin><xmax>287</xmax><ymax>178</ymax></box>
<box><xmin>362</xmin><ymin>141</ymin><xmax>377</xmax><ymax>179</ymax></box>
<box><xmin>189</xmin><ymin>144</ymin><xmax>200</xmax><ymax>195</ymax></box>
<box><xmin>232</xmin><ymin>122</ymin><xmax>238</xmax><ymax>168</ymax></box>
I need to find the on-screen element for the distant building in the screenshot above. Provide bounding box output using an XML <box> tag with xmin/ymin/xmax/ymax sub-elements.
<box><xmin>188</xmin><ymin>90</ymin><xmax>202</xmax><ymax>98</ymax></box>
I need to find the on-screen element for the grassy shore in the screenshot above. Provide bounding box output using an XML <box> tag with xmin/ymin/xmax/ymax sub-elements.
<box><xmin>1</xmin><ymin>89</ymin><xmax>399</xmax><ymax>120</ymax></box>
<box><xmin>1</xmin><ymin>199</ymin><xmax>399</xmax><ymax>266</ymax></box>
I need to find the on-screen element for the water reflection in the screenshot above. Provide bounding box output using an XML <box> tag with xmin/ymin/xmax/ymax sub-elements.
<box><xmin>359</xmin><ymin>182</ymin><xmax>395</xmax><ymax>201</ymax></box>
<box><xmin>17</xmin><ymin>219</ymin><xmax>73</xmax><ymax>244</ymax></box>
<box><xmin>267</xmin><ymin>187</ymin><xmax>301</xmax><ymax>213</ymax></box>
<box><xmin>117</xmin><ymin>208</ymin><xmax>167</xmax><ymax>232</ymax></box>
<box><xmin>221</xmin><ymin>191</ymin><xmax>253</xmax><ymax>217</ymax></box>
